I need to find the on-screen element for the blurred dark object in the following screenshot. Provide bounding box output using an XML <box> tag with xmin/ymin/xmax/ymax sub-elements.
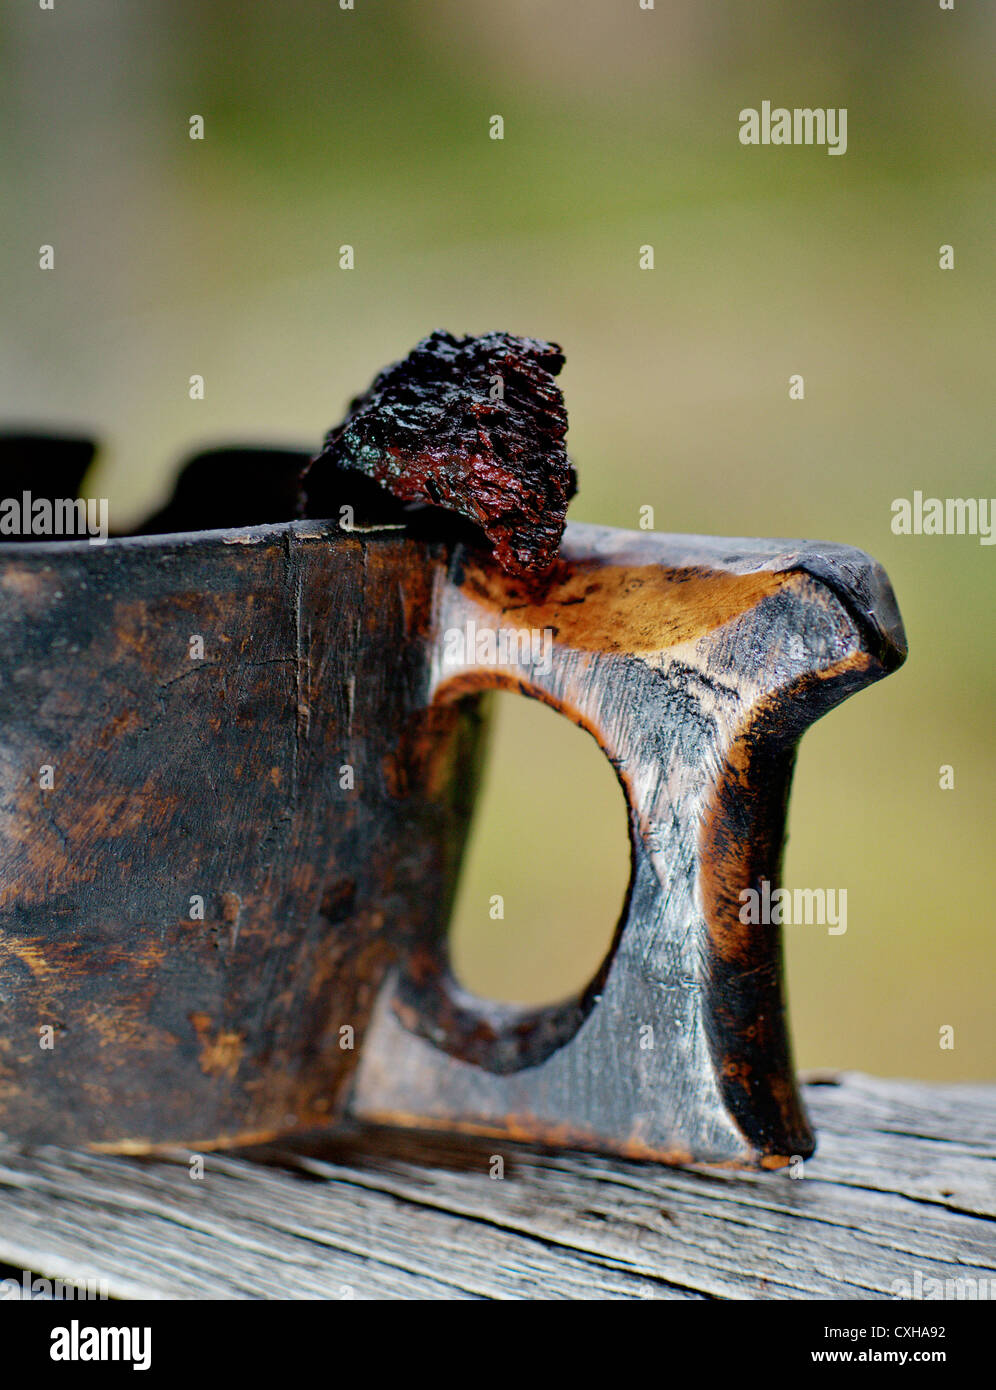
<box><xmin>302</xmin><ymin>461</ymin><xmax>413</xmax><ymax>531</ymax></box>
<box><xmin>138</xmin><ymin>445</ymin><xmax>312</xmax><ymax>535</ymax></box>
<box><xmin>0</xmin><ymin>432</ymin><xmax>96</xmax><ymax>543</ymax></box>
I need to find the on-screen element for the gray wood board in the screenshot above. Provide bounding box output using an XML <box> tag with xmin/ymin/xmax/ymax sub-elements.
<box><xmin>0</xmin><ymin>1073</ymin><xmax>992</xmax><ymax>1300</ymax></box>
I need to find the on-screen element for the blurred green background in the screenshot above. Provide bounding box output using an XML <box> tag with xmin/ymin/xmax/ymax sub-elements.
<box><xmin>1</xmin><ymin>1</ymin><xmax>992</xmax><ymax>1078</ymax></box>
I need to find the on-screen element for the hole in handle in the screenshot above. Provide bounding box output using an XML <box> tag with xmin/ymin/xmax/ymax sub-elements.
<box><xmin>447</xmin><ymin>689</ymin><xmax>630</xmax><ymax>1010</ymax></box>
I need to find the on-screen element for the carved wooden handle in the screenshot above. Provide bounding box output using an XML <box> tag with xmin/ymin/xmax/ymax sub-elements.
<box><xmin>353</xmin><ymin>522</ymin><xmax>907</xmax><ymax>1167</ymax></box>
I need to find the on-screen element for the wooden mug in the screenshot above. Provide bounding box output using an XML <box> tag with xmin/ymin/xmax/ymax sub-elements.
<box><xmin>0</xmin><ymin>473</ymin><xmax>905</xmax><ymax>1162</ymax></box>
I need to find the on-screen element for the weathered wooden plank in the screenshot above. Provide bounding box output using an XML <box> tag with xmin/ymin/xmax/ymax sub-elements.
<box><xmin>793</xmin><ymin>1074</ymin><xmax>996</xmax><ymax>1217</ymax></box>
<box><xmin>0</xmin><ymin>1074</ymin><xmax>992</xmax><ymax>1300</ymax></box>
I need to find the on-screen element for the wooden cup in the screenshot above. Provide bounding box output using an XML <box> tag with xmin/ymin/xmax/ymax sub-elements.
<box><xmin>0</xmin><ymin>512</ymin><xmax>904</xmax><ymax>1162</ymax></box>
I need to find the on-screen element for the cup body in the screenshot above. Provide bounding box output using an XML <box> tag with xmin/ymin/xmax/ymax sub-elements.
<box><xmin>0</xmin><ymin>521</ymin><xmax>481</xmax><ymax>1149</ymax></box>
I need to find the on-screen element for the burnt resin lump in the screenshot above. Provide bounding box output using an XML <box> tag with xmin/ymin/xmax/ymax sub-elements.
<box><xmin>302</xmin><ymin>330</ymin><xmax>576</xmax><ymax>576</ymax></box>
